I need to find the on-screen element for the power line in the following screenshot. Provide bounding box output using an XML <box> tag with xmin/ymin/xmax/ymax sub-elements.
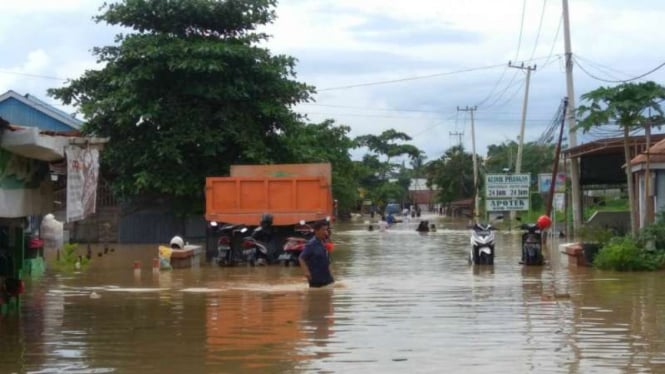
<box><xmin>514</xmin><ymin>0</ymin><xmax>528</xmax><ymax>61</ymax></box>
<box><xmin>301</xmin><ymin>103</ymin><xmax>450</xmax><ymax>114</ymax></box>
<box><xmin>0</xmin><ymin>69</ymin><xmax>67</xmax><ymax>81</ymax></box>
<box><xmin>317</xmin><ymin>62</ymin><xmax>508</xmax><ymax>92</ymax></box>
<box><xmin>543</xmin><ymin>14</ymin><xmax>563</xmax><ymax>66</ymax></box>
<box><xmin>301</xmin><ymin>102</ymin><xmax>542</xmax><ymax>116</ymax></box>
<box><xmin>574</xmin><ymin>55</ymin><xmax>634</xmax><ymax>80</ymax></box>
<box><xmin>528</xmin><ymin>0</ymin><xmax>548</xmax><ymax>61</ymax></box>
<box><xmin>475</xmin><ymin>0</ymin><xmax>536</xmax><ymax>109</ymax></box>
<box><xmin>411</xmin><ymin>113</ymin><xmax>459</xmax><ymax>138</ymax></box>
<box><xmin>574</xmin><ymin>56</ymin><xmax>665</xmax><ymax>83</ymax></box>
<box><xmin>300</xmin><ymin>111</ymin><xmax>559</xmax><ymax>122</ymax></box>
<box><xmin>316</xmin><ymin>55</ymin><xmax>555</xmax><ymax>92</ymax></box>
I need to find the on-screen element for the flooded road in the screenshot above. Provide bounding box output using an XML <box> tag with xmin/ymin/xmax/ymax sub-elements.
<box><xmin>2</xmin><ymin>216</ymin><xmax>665</xmax><ymax>373</ymax></box>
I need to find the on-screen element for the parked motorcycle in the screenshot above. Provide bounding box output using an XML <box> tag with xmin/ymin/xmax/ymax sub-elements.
<box><xmin>241</xmin><ymin>214</ymin><xmax>283</xmax><ymax>266</ymax></box>
<box><xmin>217</xmin><ymin>224</ymin><xmax>248</xmax><ymax>266</ymax></box>
<box><xmin>278</xmin><ymin>222</ymin><xmax>314</xmax><ymax>266</ymax></box>
<box><xmin>469</xmin><ymin>223</ymin><xmax>496</xmax><ymax>265</ymax></box>
<box><xmin>520</xmin><ymin>223</ymin><xmax>543</xmax><ymax>265</ymax></box>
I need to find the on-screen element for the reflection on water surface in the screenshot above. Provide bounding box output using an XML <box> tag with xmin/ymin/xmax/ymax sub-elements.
<box><xmin>2</xmin><ymin>216</ymin><xmax>665</xmax><ymax>373</ymax></box>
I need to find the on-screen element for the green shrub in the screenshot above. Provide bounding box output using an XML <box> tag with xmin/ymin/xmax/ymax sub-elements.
<box><xmin>54</xmin><ymin>243</ymin><xmax>90</xmax><ymax>272</ymax></box>
<box><xmin>639</xmin><ymin>211</ymin><xmax>665</xmax><ymax>249</ymax></box>
<box><xmin>593</xmin><ymin>236</ymin><xmax>665</xmax><ymax>271</ymax></box>
<box><xmin>577</xmin><ymin>225</ymin><xmax>615</xmax><ymax>247</ymax></box>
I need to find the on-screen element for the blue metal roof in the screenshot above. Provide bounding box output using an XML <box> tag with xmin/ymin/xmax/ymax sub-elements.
<box><xmin>0</xmin><ymin>90</ymin><xmax>82</xmax><ymax>132</ymax></box>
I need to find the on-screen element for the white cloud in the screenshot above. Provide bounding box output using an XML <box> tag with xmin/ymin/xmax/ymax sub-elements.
<box><xmin>1</xmin><ymin>0</ymin><xmax>664</xmax><ymax>158</ymax></box>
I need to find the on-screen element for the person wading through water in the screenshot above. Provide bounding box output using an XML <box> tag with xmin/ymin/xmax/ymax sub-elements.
<box><xmin>299</xmin><ymin>221</ymin><xmax>334</xmax><ymax>288</ymax></box>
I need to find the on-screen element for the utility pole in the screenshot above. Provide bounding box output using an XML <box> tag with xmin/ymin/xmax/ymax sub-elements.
<box><xmin>563</xmin><ymin>0</ymin><xmax>582</xmax><ymax>234</ymax></box>
<box><xmin>449</xmin><ymin>131</ymin><xmax>464</xmax><ymax>146</ymax></box>
<box><xmin>458</xmin><ymin>106</ymin><xmax>479</xmax><ymax>223</ymax></box>
<box><xmin>508</xmin><ymin>61</ymin><xmax>536</xmax><ymax>223</ymax></box>
<box><xmin>508</xmin><ymin>61</ymin><xmax>536</xmax><ymax>175</ymax></box>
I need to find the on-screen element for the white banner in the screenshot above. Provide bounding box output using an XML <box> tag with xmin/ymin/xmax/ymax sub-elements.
<box><xmin>66</xmin><ymin>146</ymin><xmax>100</xmax><ymax>222</ymax></box>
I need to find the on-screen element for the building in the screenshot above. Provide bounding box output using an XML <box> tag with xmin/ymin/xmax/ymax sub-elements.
<box><xmin>630</xmin><ymin>138</ymin><xmax>665</xmax><ymax>228</ymax></box>
<box><xmin>408</xmin><ymin>178</ymin><xmax>439</xmax><ymax>212</ymax></box>
<box><xmin>0</xmin><ymin>90</ymin><xmax>104</xmax><ymax>314</ymax></box>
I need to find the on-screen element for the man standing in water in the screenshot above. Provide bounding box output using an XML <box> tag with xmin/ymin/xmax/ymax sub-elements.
<box><xmin>299</xmin><ymin>221</ymin><xmax>334</xmax><ymax>288</ymax></box>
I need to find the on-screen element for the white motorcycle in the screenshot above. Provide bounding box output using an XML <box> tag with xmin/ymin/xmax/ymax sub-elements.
<box><xmin>469</xmin><ymin>223</ymin><xmax>496</xmax><ymax>265</ymax></box>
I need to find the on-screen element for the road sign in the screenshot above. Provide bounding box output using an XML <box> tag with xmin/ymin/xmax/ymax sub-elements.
<box><xmin>486</xmin><ymin>198</ymin><xmax>530</xmax><ymax>211</ymax></box>
<box><xmin>538</xmin><ymin>173</ymin><xmax>566</xmax><ymax>193</ymax></box>
<box><xmin>485</xmin><ymin>173</ymin><xmax>530</xmax><ymax>212</ymax></box>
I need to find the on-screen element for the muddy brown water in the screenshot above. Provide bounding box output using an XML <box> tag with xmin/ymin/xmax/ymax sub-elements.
<box><xmin>1</xmin><ymin>216</ymin><xmax>665</xmax><ymax>373</ymax></box>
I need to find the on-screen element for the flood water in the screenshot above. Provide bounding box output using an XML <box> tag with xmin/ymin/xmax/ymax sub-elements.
<box><xmin>2</xmin><ymin>215</ymin><xmax>665</xmax><ymax>373</ymax></box>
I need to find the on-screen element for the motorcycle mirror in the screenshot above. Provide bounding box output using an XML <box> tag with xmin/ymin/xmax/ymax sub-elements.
<box><xmin>240</xmin><ymin>227</ymin><xmax>248</xmax><ymax>233</ymax></box>
<box><xmin>299</xmin><ymin>220</ymin><xmax>305</xmax><ymax>225</ymax></box>
<box><xmin>210</xmin><ymin>221</ymin><xmax>218</xmax><ymax>227</ymax></box>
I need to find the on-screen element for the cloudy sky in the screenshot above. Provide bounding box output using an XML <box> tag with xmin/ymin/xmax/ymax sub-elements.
<box><xmin>1</xmin><ymin>0</ymin><xmax>664</xmax><ymax>161</ymax></box>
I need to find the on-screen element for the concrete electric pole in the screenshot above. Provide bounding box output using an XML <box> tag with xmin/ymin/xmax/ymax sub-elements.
<box><xmin>458</xmin><ymin>106</ymin><xmax>479</xmax><ymax>223</ymax></box>
<box><xmin>508</xmin><ymin>61</ymin><xmax>536</xmax><ymax>176</ymax></box>
<box><xmin>449</xmin><ymin>131</ymin><xmax>464</xmax><ymax>147</ymax></box>
<box><xmin>508</xmin><ymin>61</ymin><xmax>536</xmax><ymax>223</ymax></box>
<box><xmin>563</xmin><ymin>0</ymin><xmax>582</xmax><ymax>234</ymax></box>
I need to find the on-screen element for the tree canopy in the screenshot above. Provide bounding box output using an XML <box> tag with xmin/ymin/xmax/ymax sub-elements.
<box><xmin>578</xmin><ymin>81</ymin><xmax>665</xmax><ymax>234</ymax></box>
<box><xmin>485</xmin><ymin>140</ymin><xmax>555</xmax><ymax>181</ymax></box>
<box><xmin>49</xmin><ymin>0</ymin><xmax>313</xmax><ymax>206</ymax></box>
<box><xmin>427</xmin><ymin>145</ymin><xmax>475</xmax><ymax>204</ymax></box>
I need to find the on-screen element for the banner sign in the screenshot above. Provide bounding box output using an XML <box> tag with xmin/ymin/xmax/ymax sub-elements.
<box><xmin>66</xmin><ymin>146</ymin><xmax>100</xmax><ymax>222</ymax></box>
<box><xmin>485</xmin><ymin>173</ymin><xmax>530</xmax><ymax>212</ymax></box>
<box><xmin>538</xmin><ymin>173</ymin><xmax>566</xmax><ymax>193</ymax></box>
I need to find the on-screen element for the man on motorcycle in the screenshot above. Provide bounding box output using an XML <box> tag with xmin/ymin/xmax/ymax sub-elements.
<box><xmin>299</xmin><ymin>221</ymin><xmax>334</xmax><ymax>288</ymax></box>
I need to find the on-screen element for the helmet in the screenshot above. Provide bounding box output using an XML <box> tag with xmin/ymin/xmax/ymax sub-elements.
<box><xmin>260</xmin><ymin>213</ymin><xmax>273</xmax><ymax>227</ymax></box>
<box><xmin>169</xmin><ymin>235</ymin><xmax>184</xmax><ymax>249</ymax></box>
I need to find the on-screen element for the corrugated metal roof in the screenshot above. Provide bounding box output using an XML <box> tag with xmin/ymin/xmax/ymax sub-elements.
<box><xmin>0</xmin><ymin>90</ymin><xmax>83</xmax><ymax>130</ymax></box>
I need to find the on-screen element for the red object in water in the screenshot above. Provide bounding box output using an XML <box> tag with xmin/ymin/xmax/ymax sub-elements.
<box><xmin>537</xmin><ymin>215</ymin><xmax>552</xmax><ymax>230</ymax></box>
<box><xmin>324</xmin><ymin>242</ymin><xmax>334</xmax><ymax>252</ymax></box>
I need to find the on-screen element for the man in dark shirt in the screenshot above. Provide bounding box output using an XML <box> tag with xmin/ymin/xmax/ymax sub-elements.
<box><xmin>299</xmin><ymin>221</ymin><xmax>334</xmax><ymax>288</ymax></box>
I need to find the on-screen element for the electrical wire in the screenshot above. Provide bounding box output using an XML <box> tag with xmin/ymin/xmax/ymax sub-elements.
<box><xmin>514</xmin><ymin>0</ymin><xmax>528</xmax><ymax>61</ymax></box>
<box><xmin>475</xmin><ymin>0</ymin><xmax>531</xmax><ymax>108</ymax></box>
<box><xmin>543</xmin><ymin>14</ymin><xmax>562</xmax><ymax>67</ymax></box>
<box><xmin>574</xmin><ymin>55</ymin><xmax>631</xmax><ymax>80</ymax></box>
<box><xmin>574</xmin><ymin>56</ymin><xmax>665</xmax><ymax>83</ymax></box>
<box><xmin>528</xmin><ymin>0</ymin><xmax>548</xmax><ymax>61</ymax></box>
<box><xmin>0</xmin><ymin>69</ymin><xmax>67</xmax><ymax>81</ymax></box>
<box><xmin>317</xmin><ymin>62</ymin><xmax>508</xmax><ymax>92</ymax></box>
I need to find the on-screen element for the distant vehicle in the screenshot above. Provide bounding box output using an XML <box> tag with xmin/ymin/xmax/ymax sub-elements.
<box><xmin>384</xmin><ymin>203</ymin><xmax>401</xmax><ymax>217</ymax></box>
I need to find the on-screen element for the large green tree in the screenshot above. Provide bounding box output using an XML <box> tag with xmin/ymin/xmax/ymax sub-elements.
<box><xmin>428</xmin><ymin>145</ymin><xmax>475</xmax><ymax>203</ymax></box>
<box><xmin>285</xmin><ymin>119</ymin><xmax>358</xmax><ymax>217</ymax></box>
<box><xmin>49</xmin><ymin>0</ymin><xmax>312</xmax><ymax>208</ymax></box>
<box><xmin>354</xmin><ymin>129</ymin><xmax>423</xmax><ymax>208</ymax></box>
<box><xmin>485</xmin><ymin>141</ymin><xmax>555</xmax><ymax>179</ymax></box>
<box><xmin>356</xmin><ymin>129</ymin><xmax>422</xmax><ymax>179</ymax></box>
<box><xmin>578</xmin><ymin>81</ymin><xmax>665</xmax><ymax>235</ymax></box>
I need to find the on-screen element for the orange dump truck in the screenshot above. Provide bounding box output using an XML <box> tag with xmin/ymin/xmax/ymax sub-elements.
<box><xmin>204</xmin><ymin>163</ymin><xmax>334</xmax><ymax>264</ymax></box>
<box><xmin>205</xmin><ymin>163</ymin><xmax>333</xmax><ymax>226</ymax></box>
